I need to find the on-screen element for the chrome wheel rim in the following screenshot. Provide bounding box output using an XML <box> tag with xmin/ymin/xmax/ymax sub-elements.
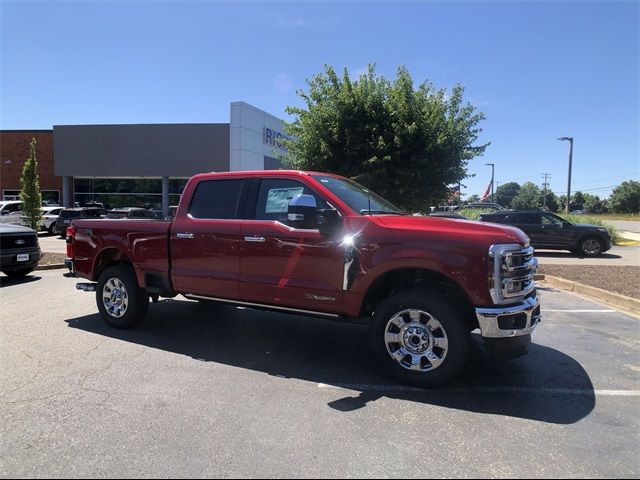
<box><xmin>384</xmin><ymin>308</ymin><xmax>449</xmax><ymax>372</ymax></box>
<box><xmin>583</xmin><ymin>239</ymin><xmax>601</xmax><ymax>255</ymax></box>
<box><xmin>102</xmin><ymin>277</ymin><xmax>129</xmax><ymax>318</ymax></box>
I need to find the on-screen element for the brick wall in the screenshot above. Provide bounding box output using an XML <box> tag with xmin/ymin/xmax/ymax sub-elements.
<box><xmin>0</xmin><ymin>131</ymin><xmax>61</xmax><ymax>200</ymax></box>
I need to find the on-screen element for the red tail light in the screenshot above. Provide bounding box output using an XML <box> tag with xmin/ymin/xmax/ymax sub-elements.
<box><xmin>66</xmin><ymin>226</ymin><xmax>76</xmax><ymax>258</ymax></box>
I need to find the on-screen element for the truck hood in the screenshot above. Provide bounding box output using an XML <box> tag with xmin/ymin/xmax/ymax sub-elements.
<box><xmin>375</xmin><ymin>215</ymin><xmax>529</xmax><ymax>246</ymax></box>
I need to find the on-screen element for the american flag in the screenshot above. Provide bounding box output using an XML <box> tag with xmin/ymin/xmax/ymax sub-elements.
<box><xmin>480</xmin><ymin>180</ymin><xmax>493</xmax><ymax>202</ymax></box>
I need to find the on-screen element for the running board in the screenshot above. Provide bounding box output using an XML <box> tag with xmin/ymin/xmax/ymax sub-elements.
<box><xmin>184</xmin><ymin>294</ymin><xmax>340</xmax><ymax>319</ymax></box>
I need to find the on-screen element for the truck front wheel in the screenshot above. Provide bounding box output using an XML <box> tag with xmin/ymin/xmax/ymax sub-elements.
<box><xmin>96</xmin><ymin>265</ymin><xmax>149</xmax><ymax>328</ymax></box>
<box><xmin>369</xmin><ymin>289</ymin><xmax>470</xmax><ymax>387</ymax></box>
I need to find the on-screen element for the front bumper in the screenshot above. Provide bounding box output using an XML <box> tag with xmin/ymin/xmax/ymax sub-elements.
<box><xmin>475</xmin><ymin>294</ymin><xmax>541</xmax><ymax>339</ymax></box>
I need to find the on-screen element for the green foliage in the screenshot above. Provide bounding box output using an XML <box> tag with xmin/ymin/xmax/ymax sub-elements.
<box><xmin>609</xmin><ymin>180</ymin><xmax>640</xmax><ymax>213</ymax></box>
<box><xmin>284</xmin><ymin>64</ymin><xmax>489</xmax><ymax>211</ymax></box>
<box><xmin>458</xmin><ymin>208</ymin><xmax>493</xmax><ymax>220</ymax></box>
<box><xmin>511</xmin><ymin>182</ymin><xmax>542</xmax><ymax>210</ymax></box>
<box><xmin>19</xmin><ymin>138</ymin><xmax>42</xmax><ymax>231</ymax></box>
<box><xmin>543</xmin><ymin>191</ymin><xmax>559</xmax><ymax>213</ymax></box>
<box><xmin>582</xmin><ymin>193</ymin><xmax>607</xmax><ymax>214</ymax></box>
<box><xmin>571</xmin><ymin>191</ymin><xmax>585</xmax><ymax>210</ymax></box>
<box><xmin>558</xmin><ymin>214</ymin><xmax>620</xmax><ymax>243</ymax></box>
<box><xmin>466</xmin><ymin>194</ymin><xmax>480</xmax><ymax>204</ymax></box>
<box><xmin>495</xmin><ymin>182</ymin><xmax>520</xmax><ymax>209</ymax></box>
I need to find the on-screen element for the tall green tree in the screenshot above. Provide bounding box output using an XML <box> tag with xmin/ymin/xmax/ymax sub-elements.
<box><xmin>609</xmin><ymin>180</ymin><xmax>640</xmax><ymax>213</ymax></box>
<box><xmin>511</xmin><ymin>182</ymin><xmax>542</xmax><ymax>210</ymax></box>
<box><xmin>571</xmin><ymin>191</ymin><xmax>585</xmax><ymax>210</ymax></box>
<box><xmin>495</xmin><ymin>182</ymin><xmax>521</xmax><ymax>208</ymax></box>
<box><xmin>582</xmin><ymin>193</ymin><xmax>607</xmax><ymax>214</ymax></box>
<box><xmin>19</xmin><ymin>138</ymin><xmax>42</xmax><ymax>230</ymax></box>
<box><xmin>284</xmin><ymin>65</ymin><xmax>489</xmax><ymax>211</ymax></box>
<box><xmin>544</xmin><ymin>191</ymin><xmax>559</xmax><ymax>212</ymax></box>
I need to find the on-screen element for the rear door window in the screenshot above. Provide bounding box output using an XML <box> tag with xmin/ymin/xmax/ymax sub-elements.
<box><xmin>512</xmin><ymin>213</ymin><xmax>541</xmax><ymax>224</ymax></box>
<box><xmin>189</xmin><ymin>179</ymin><xmax>245</xmax><ymax>219</ymax></box>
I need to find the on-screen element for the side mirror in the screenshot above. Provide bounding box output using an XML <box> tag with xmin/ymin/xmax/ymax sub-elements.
<box><xmin>288</xmin><ymin>194</ymin><xmax>318</xmax><ymax>229</ymax></box>
<box><xmin>318</xmin><ymin>208</ymin><xmax>342</xmax><ymax>237</ymax></box>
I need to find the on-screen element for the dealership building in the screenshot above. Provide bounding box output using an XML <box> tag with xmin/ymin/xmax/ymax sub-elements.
<box><xmin>0</xmin><ymin>102</ymin><xmax>289</xmax><ymax>213</ymax></box>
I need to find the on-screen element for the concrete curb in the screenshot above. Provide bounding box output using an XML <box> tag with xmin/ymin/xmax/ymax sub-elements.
<box><xmin>35</xmin><ymin>263</ymin><xmax>66</xmax><ymax>271</ymax></box>
<box><xmin>536</xmin><ymin>274</ymin><xmax>640</xmax><ymax>313</ymax></box>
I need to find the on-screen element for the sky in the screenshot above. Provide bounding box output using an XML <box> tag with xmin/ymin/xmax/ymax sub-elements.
<box><xmin>1</xmin><ymin>0</ymin><xmax>638</xmax><ymax>200</ymax></box>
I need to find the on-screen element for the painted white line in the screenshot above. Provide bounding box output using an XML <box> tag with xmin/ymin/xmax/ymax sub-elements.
<box><xmin>317</xmin><ymin>383</ymin><xmax>640</xmax><ymax>396</ymax></box>
<box><xmin>544</xmin><ymin>309</ymin><xmax>617</xmax><ymax>313</ymax></box>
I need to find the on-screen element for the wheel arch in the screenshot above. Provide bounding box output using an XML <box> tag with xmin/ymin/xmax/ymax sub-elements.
<box><xmin>359</xmin><ymin>267</ymin><xmax>478</xmax><ymax>331</ymax></box>
<box><xmin>92</xmin><ymin>248</ymin><xmax>134</xmax><ymax>282</ymax></box>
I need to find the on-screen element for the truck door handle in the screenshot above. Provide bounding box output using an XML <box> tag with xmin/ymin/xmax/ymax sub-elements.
<box><xmin>244</xmin><ymin>236</ymin><xmax>266</xmax><ymax>243</ymax></box>
<box><xmin>176</xmin><ymin>233</ymin><xmax>194</xmax><ymax>239</ymax></box>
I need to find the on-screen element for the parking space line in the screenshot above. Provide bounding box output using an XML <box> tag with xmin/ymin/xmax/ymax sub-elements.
<box><xmin>317</xmin><ymin>383</ymin><xmax>640</xmax><ymax>396</ymax></box>
<box><xmin>543</xmin><ymin>309</ymin><xmax>617</xmax><ymax>313</ymax></box>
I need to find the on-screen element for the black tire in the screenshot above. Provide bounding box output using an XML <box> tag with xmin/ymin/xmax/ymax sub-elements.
<box><xmin>578</xmin><ymin>236</ymin><xmax>604</xmax><ymax>257</ymax></box>
<box><xmin>2</xmin><ymin>267</ymin><xmax>35</xmax><ymax>278</ymax></box>
<box><xmin>48</xmin><ymin>222</ymin><xmax>57</xmax><ymax>235</ymax></box>
<box><xmin>369</xmin><ymin>289</ymin><xmax>470</xmax><ymax>388</ymax></box>
<box><xmin>96</xmin><ymin>264</ymin><xmax>149</xmax><ymax>328</ymax></box>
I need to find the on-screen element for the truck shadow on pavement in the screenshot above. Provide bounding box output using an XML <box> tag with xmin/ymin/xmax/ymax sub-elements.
<box><xmin>65</xmin><ymin>298</ymin><xmax>595</xmax><ymax>425</ymax></box>
<box><xmin>0</xmin><ymin>274</ymin><xmax>41</xmax><ymax>288</ymax></box>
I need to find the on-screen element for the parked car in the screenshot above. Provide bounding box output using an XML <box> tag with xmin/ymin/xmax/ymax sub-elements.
<box><xmin>65</xmin><ymin>170</ymin><xmax>540</xmax><ymax>387</ymax></box>
<box><xmin>106</xmin><ymin>207</ymin><xmax>154</xmax><ymax>219</ymax></box>
<box><xmin>18</xmin><ymin>206</ymin><xmax>64</xmax><ymax>234</ymax></box>
<box><xmin>148</xmin><ymin>206</ymin><xmax>179</xmax><ymax>220</ymax></box>
<box><xmin>0</xmin><ymin>223</ymin><xmax>41</xmax><ymax>277</ymax></box>
<box><xmin>42</xmin><ymin>200</ymin><xmax>60</xmax><ymax>207</ymax></box>
<box><xmin>56</xmin><ymin>208</ymin><xmax>107</xmax><ymax>237</ymax></box>
<box><xmin>0</xmin><ymin>201</ymin><xmax>23</xmax><ymax>225</ymax></box>
<box><xmin>463</xmin><ymin>202</ymin><xmax>505</xmax><ymax>211</ymax></box>
<box><xmin>41</xmin><ymin>207</ymin><xmax>64</xmax><ymax>234</ymax></box>
<box><xmin>428</xmin><ymin>211</ymin><xmax>468</xmax><ymax>219</ymax></box>
<box><xmin>479</xmin><ymin>210</ymin><xmax>612</xmax><ymax>257</ymax></box>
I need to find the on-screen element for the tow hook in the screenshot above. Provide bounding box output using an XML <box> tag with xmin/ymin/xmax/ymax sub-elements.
<box><xmin>76</xmin><ymin>283</ymin><xmax>96</xmax><ymax>292</ymax></box>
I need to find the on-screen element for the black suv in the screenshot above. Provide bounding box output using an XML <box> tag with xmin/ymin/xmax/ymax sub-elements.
<box><xmin>56</xmin><ymin>208</ymin><xmax>107</xmax><ymax>237</ymax></box>
<box><xmin>479</xmin><ymin>210</ymin><xmax>613</xmax><ymax>257</ymax></box>
<box><xmin>0</xmin><ymin>224</ymin><xmax>41</xmax><ymax>277</ymax></box>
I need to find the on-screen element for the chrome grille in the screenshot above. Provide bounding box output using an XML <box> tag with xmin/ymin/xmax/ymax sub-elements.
<box><xmin>489</xmin><ymin>245</ymin><xmax>538</xmax><ymax>304</ymax></box>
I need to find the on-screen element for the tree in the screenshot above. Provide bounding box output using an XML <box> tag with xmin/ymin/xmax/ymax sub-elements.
<box><xmin>583</xmin><ymin>193</ymin><xmax>606</xmax><ymax>214</ymax></box>
<box><xmin>544</xmin><ymin>191</ymin><xmax>559</xmax><ymax>213</ymax></box>
<box><xmin>571</xmin><ymin>191</ymin><xmax>585</xmax><ymax>211</ymax></box>
<box><xmin>495</xmin><ymin>182</ymin><xmax>520</xmax><ymax>208</ymax></box>
<box><xmin>19</xmin><ymin>138</ymin><xmax>42</xmax><ymax>231</ymax></box>
<box><xmin>609</xmin><ymin>180</ymin><xmax>640</xmax><ymax>213</ymax></box>
<box><xmin>284</xmin><ymin>65</ymin><xmax>489</xmax><ymax>211</ymax></box>
<box><xmin>466</xmin><ymin>194</ymin><xmax>480</xmax><ymax>203</ymax></box>
<box><xmin>511</xmin><ymin>182</ymin><xmax>542</xmax><ymax>210</ymax></box>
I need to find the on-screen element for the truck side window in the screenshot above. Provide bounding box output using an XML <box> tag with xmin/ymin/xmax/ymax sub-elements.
<box><xmin>190</xmin><ymin>179</ymin><xmax>245</xmax><ymax>219</ymax></box>
<box><xmin>254</xmin><ymin>179</ymin><xmax>328</xmax><ymax>224</ymax></box>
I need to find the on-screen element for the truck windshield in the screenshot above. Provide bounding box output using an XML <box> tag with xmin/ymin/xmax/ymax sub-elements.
<box><xmin>313</xmin><ymin>175</ymin><xmax>405</xmax><ymax>215</ymax></box>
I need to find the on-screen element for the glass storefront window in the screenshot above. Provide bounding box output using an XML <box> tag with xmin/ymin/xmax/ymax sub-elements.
<box><xmin>73</xmin><ymin>178</ymin><xmax>187</xmax><ymax>209</ymax></box>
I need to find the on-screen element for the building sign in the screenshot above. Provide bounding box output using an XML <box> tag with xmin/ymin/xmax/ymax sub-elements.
<box><xmin>263</xmin><ymin>127</ymin><xmax>291</xmax><ymax>151</ymax></box>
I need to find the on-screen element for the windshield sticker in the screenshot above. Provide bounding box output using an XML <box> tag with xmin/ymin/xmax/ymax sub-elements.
<box><xmin>265</xmin><ymin>187</ymin><xmax>304</xmax><ymax>213</ymax></box>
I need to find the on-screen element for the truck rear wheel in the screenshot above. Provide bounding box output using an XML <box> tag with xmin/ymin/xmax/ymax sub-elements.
<box><xmin>369</xmin><ymin>289</ymin><xmax>469</xmax><ymax>387</ymax></box>
<box><xmin>96</xmin><ymin>265</ymin><xmax>149</xmax><ymax>328</ymax></box>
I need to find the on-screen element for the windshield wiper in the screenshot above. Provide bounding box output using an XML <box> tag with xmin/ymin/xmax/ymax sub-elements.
<box><xmin>360</xmin><ymin>209</ymin><xmax>405</xmax><ymax>215</ymax></box>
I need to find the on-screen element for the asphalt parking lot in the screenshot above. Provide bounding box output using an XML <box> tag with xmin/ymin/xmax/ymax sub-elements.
<box><xmin>1</xmin><ymin>271</ymin><xmax>639</xmax><ymax>478</ymax></box>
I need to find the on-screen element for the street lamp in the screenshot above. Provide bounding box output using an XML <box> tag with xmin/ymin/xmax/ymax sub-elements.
<box><xmin>558</xmin><ymin>137</ymin><xmax>574</xmax><ymax>214</ymax></box>
<box><xmin>485</xmin><ymin>163</ymin><xmax>495</xmax><ymax>203</ymax></box>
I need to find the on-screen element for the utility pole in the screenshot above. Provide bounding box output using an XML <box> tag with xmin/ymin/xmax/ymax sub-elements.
<box><xmin>558</xmin><ymin>137</ymin><xmax>574</xmax><ymax>214</ymax></box>
<box><xmin>541</xmin><ymin>173</ymin><xmax>551</xmax><ymax>209</ymax></box>
<box><xmin>485</xmin><ymin>163</ymin><xmax>495</xmax><ymax>203</ymax></box>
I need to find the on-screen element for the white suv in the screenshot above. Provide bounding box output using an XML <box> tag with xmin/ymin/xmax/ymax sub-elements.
<box><xmin>0</xmin><ymin>201</ymin><xmax>22</xmax><ymax>224</ymax></box>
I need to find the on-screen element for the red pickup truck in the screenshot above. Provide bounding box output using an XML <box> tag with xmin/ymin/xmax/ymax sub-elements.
<box><xmin>65</xmin><ymin>170</ymin><xmax>540</xmax><ymax>386</ymax></box>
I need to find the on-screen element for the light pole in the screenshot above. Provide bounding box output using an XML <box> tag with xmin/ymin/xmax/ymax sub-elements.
<box><xmin>558</xmin><ymin>137</ymin><xmax>574</xmax><ymax>213</ymax></box>
<box><xmin>485</xmin><ymin>163</ymin><xmax>495</xmax><ymax>203</ymax></box>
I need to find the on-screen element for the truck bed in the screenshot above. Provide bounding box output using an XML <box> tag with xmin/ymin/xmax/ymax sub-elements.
<box><xmin>71</xmin><ymin>219</ymin><xmax>172</xmax><ymax>287</ymax></box>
